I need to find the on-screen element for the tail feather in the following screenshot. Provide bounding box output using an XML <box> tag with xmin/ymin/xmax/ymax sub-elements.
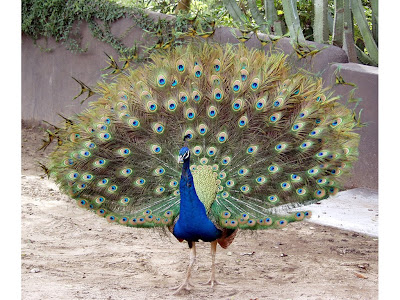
<box><xmin>47</xmin><ymin>43</ymin><xmax>360</xmax><ymax>230</ymax></box>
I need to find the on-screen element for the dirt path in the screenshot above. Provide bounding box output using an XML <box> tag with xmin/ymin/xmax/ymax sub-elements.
<box><xmin>21</xmin><ymin>125</ymin><xmax>378</xmax><ymax>300</ymax></box>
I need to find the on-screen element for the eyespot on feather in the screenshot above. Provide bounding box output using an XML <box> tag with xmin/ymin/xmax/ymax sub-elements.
<box><xmin>77</xmin><ymin>198</ymin><xmax>89</xmax><ymax>208</ymax></box>
<box><xmin>193</xmin><ymin>65</ymin><xmax>203</xmax><ymax>78</ymax></box>
<box><xmin>70</xmin><ymin>133</ymin><xmax>81</xmax><ymax>142</ymax></box>
<box><xmin>176</xmin><ymin>59</ymin><xmax>185</xmax><ymax>72</ymax></box>
<box><xmin>213</xmin><ymin>59</ymin><xmax>221</xmax><ymax>72</ymax></box>
<box><xmin>193</xmin><ymin>145</ymin><xmax>202</xmax><ymax>156</ymax></box>
<box><xmin>217</xmin><ymin>131</ymin><xmax>228</xmax><ymax>143</ymax></box>
<box><xmin>221</xmin><ymin>191</ymin><xmax>229</xmax><ymax>198</ymax></box>
<box><xmin>232</xmin><ymin>80</ymin><xmax>241</xmax><ymax>93</ymax></box>
<box><xmin>273</xmin><ymin>97</ymin><xmax>284</xmax><ymax>108</ymax></box>
<box><xmin>192</xmin><ymin>90</ymin><xmax>201</xmax><ymax>102</ymax></box>
<box><xmin>250</xmin><ymin>78</ymin><xmax>260</xmax><ymax>90</ymax></box>
<box><xmin>240</xmin><ymin>185</ymin><xmax>250</xmax><ymax>193</ymax></box>
<box><xmin>240</xmin><ymin>69</ymin><xmax>249</xmax><ymax>81</ymax></box>
<box><xmin>238</xmin><ymin>115</ymin><xmax>248</xmax><ymax>127</ymax></box>
<box><xmin>238</xmin><ymin>167</ymin><xmax>249</xmax><ymax>176</ymax></box>
<box><xmin>221</xmin><ymin>211</ymin><xmax>231</xmax><ymax>219</ymax></box>
<box><xmin>185</xmin><ymin>107</ymin><xmax>196</xmax><ymax>120</ymax></box>
<box><xmin>255</xmin><ymin>97</ymin><xmax>266</xmax><ymax>110</ymax></box>
<box><xmin>225</xmin><ymin>179</ymin><xmax>235</xmax><ymax>188</ymax></box>
<box><xmin>246</xmin><ymin>145</ymin><xmax>258</xmax><ymax>154</ymax></box>
<box><xmin>207</xmin><ymin>146</ymin><xmax>217</xmax><ymax>157</ymax></box>
<box><xmin>330</xmin><ymin>117</ymin><xmax>343</xmax><ymax>128</ymax></box>
<box><xmin>267</xmin><ymin>195</ymin><xmax>279</xmax><ymax>203</ymax></box>
<box><xmin>294</xmin><ymin>212</ymin><xmax>305</xmax><ymax>221</ymax></box>
<box><xmin>119</xmin><ymin>217</ymin><xmax>129</xmax><ymax>225</ymax></box>
<box><xmin>276</xmin><ymin>219</ymin><xmax>288</xmax><ymax>228</ymax></box>
<box><xmin>256</xmin><ymin>176</ymin><xmax>266</xmax><ymax>184</ymax></box>
<box><xmin>232</xmin><ymin>99</ymin><xmax>243</xmax><ymax>111</ymax></box>
<box><xmin>198</xmin><ymin>123</ymin><xmax>208</xmax><ymax>135</ymax></box>
<box><xmin>264</xmin><ymin>217</ymin><xmax>273</xmax><ymax>226</ymax></box>
<box><xmin>213</xmin><ymin>88</ymin><xmax>223</xmax><ymax>101</ymax></box>
<box><xmin>268</xmin><ymin>164</ymin><xmax>279</xmax><ymax>173</ymax></box>
<box><xmin>200</xmin><ymin>157</ymin><xmax>208</xmax><ymax>165</ymax></box>
<box><xmin>120</xmin><ymin>197</ymin><xmax>130</xmax><ymax>205</ymax></box>
<box><xmin>221</xmin><ymin>156</ymin><xmax>231</xmax><ymax>165</ymax></box>
<box><xmin>135</xmin><ymin>178</ymin><xmax>146</xmax><ymax>186</ymax></box>
<box><xmin>208</xmin><ymin>106</ymin><xmax>218</xmax><ymax>118</ymax></box>
<box><xmin>228</xmin><ymin>219</ymin><xmax>238</xmax><ymax>228</ymax></box>
<box><xmin>157</xmin><ymin>74</ymin><xmax>167</xmax><ymax>87</ymax></box>
<box><xmin>128</xmin><ymin>118</ymin><xmax>140</xmax><ymax>128</ymax></box>
<box><xmin>314</xmin><ymin>189</ymin><xmax>326</xmax><ymax>198</ymax></box>
<box><xmin>280</xmin><ymin>181</ymin><xmax>291</xmax><ymax>190</ymax></box>
<box><xmin>96</xmin><ymin>208</ymin><xmax>107</xmax><ymax>217</ymax></box>
<box><xmin>153</xmin><ymin>123</ymin><xmax>164</xmax><ymax>134</ymax></box>
<box><xmin>296</xmin><ymin>187</ymin><xmax>307</xmax><ymax>195</ymax></box>
<box><xmin>179</xmin><ymin>92</ymin><xmax>188</xmax><ymax>103</ymax></box>
<box><xmin>269</xmin><ymin>112</ymin><xmax>282</xmax><ymax>123</ymax></box>
<box><xmin>275</xmin><ymin>142</ymin><xmax>288</xmax><ymax>152</ymax></box>
<box><xmin>151</xmin><ymin>144</ymin><xmax>162</xmax><ymax>154</ymax></box>
<box><xmin>292</xmin><ymin>122</ymin><xmax>305</xmax><ymax>132</ymax></box>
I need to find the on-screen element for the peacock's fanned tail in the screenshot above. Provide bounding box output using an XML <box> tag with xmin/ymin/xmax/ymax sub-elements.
<box><xmin>48</xmin><ymin>43</ymin><xmax>359</xmax><ymax>230</ymax></box>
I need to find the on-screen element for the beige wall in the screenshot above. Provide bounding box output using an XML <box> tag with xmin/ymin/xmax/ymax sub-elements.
<box><xmin>21</xmin><ymin>14</ymin><xmax>378</xmax><ymax>190</ymax></box>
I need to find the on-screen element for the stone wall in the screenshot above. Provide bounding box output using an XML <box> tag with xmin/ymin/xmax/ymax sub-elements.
<box><xmin>21</xmin><ymin>13</ymin><xmax>378</xmax><ymax>189</ymax></box>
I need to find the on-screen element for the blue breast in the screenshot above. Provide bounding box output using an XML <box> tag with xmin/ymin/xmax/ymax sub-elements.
<box><xmin>173</xmin><ymin>161</ymin><xmax>222</xmax><ymax>242</ymax></box>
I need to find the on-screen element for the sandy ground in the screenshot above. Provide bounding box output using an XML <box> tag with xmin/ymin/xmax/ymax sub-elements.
<box><xmin>21</xmin><ymin>125</ymin><xmax>378</xmax><ymax>300</ymax></box>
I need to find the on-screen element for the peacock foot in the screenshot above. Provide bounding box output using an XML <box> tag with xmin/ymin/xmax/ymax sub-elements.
<box><xmin>201</xmin><ymin>278</ymin><xmax>226</xmax><ymax>287</ymax></box>
<box><xmin>170</xmin><ymin>280</ymin><xmax>194</xmax><ymax>294</ymax></box>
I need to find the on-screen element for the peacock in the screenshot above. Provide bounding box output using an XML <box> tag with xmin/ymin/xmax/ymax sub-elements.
<box><xmin>45</xmin><ymin>42</ymin><xmax>359</xmax><ymax>293</ymax></box>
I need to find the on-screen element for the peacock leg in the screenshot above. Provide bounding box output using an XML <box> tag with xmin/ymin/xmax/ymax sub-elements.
<box><xmin>171</xmin><ymin>241</ymin><xmax>196</xmax><ymax>294</ymax></box>
<box><xmin>203</xmin><ymin>240</ymin><xmax>225</xmax><ymax>287</ymax></box>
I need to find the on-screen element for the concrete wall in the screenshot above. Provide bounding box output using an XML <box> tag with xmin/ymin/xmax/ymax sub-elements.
<box><xmin>21</xmin><ymin>13</ymin><xmax>378</xmax><ymax>190</ymax></box>
<box><xmin>326</xmin><ymin>63</ymin><xmax>378</xmax><ymax>190</ymax></box>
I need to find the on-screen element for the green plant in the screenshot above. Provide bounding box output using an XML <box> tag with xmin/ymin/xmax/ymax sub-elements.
<box><xmin>22</xmin><ymin>0</ymin><xmax>378</xmax><ymax>66</ymax></box>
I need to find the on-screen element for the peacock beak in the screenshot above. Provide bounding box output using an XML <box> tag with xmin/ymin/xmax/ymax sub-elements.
<box><xmin>178</xmin><ymin>155</ymin><xmax>184</xmax><ymax>164</ymax></box>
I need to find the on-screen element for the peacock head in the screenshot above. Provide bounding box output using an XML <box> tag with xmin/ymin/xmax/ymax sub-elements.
<box><xmin>178</xmin><ymin>147</ymin><xmax>190</xmax><ymax>164</ymax></box>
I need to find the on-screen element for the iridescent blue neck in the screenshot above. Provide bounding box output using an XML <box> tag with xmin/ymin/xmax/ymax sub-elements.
<box><xmin>181</xmin><ymin>156</ymin><xmax>191</xmax><ymax>178</ymax></box>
